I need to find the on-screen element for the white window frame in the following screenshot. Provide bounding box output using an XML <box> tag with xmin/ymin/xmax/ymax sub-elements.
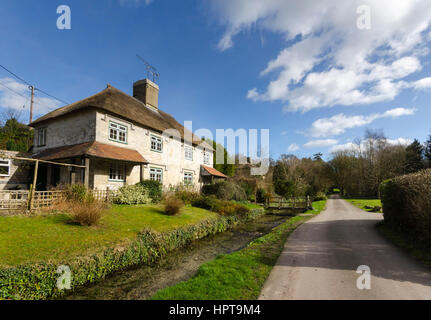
<box><xmin>184</xmin><ymin>171</ymin><xmax>193</xmax><ymax>185</ymax></box>
<box><xmin>185</xmin><ymin>145</ymin><xmax>193</xmax><ymax>161</ymax></box>
<box><xmin>109</xmin><ymin>163</ymin><xmax>125</xmax><ymax>182</ymax></box>
<box><xmin>0</xmin><ymin>159</ymin><xmax>10</xmax><ymax>177</ymax></box>
<box><xmin>150</xmin><ymin>167</ymin><xmax>163</xmax><ymax>183</ymax></box>
<box><xmin>37</xmin><ymin>128</ymin><xmax>46</xmax><ymax>147</ymax></box>
<box><xmin>109</xmin><ymin>121</ymin><xmax>128</xmax><ymax>144</ymax></box>
<box><xmin>151</xmin><ymin>135</ymin><xmax>163</xmax><ymax>153</ymax></box>
<box><xmin>203</xmin><ymin>151</ymin><xmax>210</xmax><ymax>165</ymax></box>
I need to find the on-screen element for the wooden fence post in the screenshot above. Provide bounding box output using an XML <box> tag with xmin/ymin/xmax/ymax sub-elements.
<box><xmin>28</xmin><ymin>160</ymin><xmax>39</xmax><ymax>211</ymax></box>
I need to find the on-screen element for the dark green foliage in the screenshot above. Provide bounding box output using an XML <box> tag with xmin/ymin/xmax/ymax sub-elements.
<box><xmin>0</xmin><ymin>118</ymin><xmax>33</xmax><ymax>152</ymax></box>
<box><xmin>425</xmin><ymin>134</ymin><xmax>431</xmax><ymax>168</ymax></box>
<box><xmin>137</xmin><ymin>180</ymin><xmax>162</xmax><ymax>203</ymax></box>
<box><xmin>204</xmin><ymin>139</ymin><xmax>236</xmax><ymax>177</ymax></box>
<box><xmin>405</xmin><ymin>139</ymin><xmax>424</xmax><ymax>173</ymax></box>
<box><xmin>202</xmin><ymin>181</ymin><xmax>247</xmax><ymax>201</ymax></box>
<box><xmin>380</xmin><ymin>169</ymin><xmax>431</xmax><ymax>244</ymax></box>
<box><xmin>256</xmin><ymin>188</ymin><xmax>266</xmax><ymax>204</ymax></box>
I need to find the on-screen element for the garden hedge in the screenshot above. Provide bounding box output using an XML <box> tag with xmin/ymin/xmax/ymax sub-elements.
<box><xmin>0</xmin><ymin>208</ymin><xmax>265</xmax><ymax>300</ymax></box>
<box><xmin>380</xmin><ymin>169</ymin><xmax>431</xmax><ymax>244</ymax></box>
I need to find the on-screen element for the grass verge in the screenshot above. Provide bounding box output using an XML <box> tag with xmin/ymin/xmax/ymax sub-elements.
<box><xmin>377</xmin><ymin>222</ymin><xmax>431</xmax><ymax>268</ymax></box>
<box><xmin>345</xmin><ymin>199</ymin><xmax>382</xmax><ymax>212</ymax></box>
<box><xmin>0</xmin><ymin>204</ymin><xmax>217</xmax><ymax>267</ymax></box>
<box><xmin>149</xmin><ymin>200</ymin><xmax>327</xmax><ymax>300</ymax></box>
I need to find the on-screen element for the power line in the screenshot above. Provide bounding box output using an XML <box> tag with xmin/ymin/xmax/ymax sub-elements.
<box><xmin>34</xmin><ymin>88</ymin><xmax>69</xmax><ymax>105</ymax></box>
<box><xmin>0</xmin><ymin>63</ymin><xmax>69</xmax><ymax>105</ymax></box>
<box><xmin>0</xmin><ymin>81</ymin><xmax>28</xmax><ymax>99</ymax></box>
<box><xmin>0</xmin><ymin>64</ymin><xmax>32</xmax><ymax>86</ymax></box>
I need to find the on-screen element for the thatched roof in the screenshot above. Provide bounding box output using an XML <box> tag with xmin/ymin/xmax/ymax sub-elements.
<box><xmin>30</xmin><ymin>84</ymin><xmax>213</xmax><ymax>150</ymax></box>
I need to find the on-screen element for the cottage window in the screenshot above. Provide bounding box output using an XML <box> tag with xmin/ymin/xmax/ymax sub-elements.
<box><xmin>0</xmin><ymin>159</ymin><xmax>10</xmax><ymax>177</ymax></box>
<box><xmin>184</xmin><ymin>172</ymin><xmax>193</xmax><ymax>185</ymax></box>
<box><xmin>109</xmin><ymin>163</ymin><xmax>125</xmax><ymax>181</ymax></box>
<box><xmin>109</xmin><ymin>121</ymin><xmax>127</xmax><ymax>144</ymax></box>
<box><xmin>203</xmin><ymin>151</ymin><xmax>210</xmax><ymax>165</ymax></box>
<box><xmin>37</xmin><ymin>128</ymin><xmax>46</xmax><ymax>147</ymax></box>
<box><xmin>185</xmin><ymin>146</ymin><xmax>193</xmax><ymax>161</ymax></box>
<box><xmin>150</xmin><ymin>167</ymin><xmax>163</xmax><ymax>183</ymax></box>
<box><xmin>151</xmin><ymin>135</ymin><xmax>163</xmax><ymax>152</ymax></box>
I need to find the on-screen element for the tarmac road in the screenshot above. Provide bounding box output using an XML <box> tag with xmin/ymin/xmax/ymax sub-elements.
<box><xmin>259</xmin><ymin>197</ymin><xmax>431</xmax><ymax>300</ymax></box>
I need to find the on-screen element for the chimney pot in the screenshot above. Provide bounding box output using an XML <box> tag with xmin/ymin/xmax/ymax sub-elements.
<box><xmin>133</xmin><ymin>79</ymin><xmax>159</xmax><ymax>110</ymax></box>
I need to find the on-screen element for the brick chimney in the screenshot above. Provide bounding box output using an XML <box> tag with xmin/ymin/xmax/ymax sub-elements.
<box><xmin>133</xmin><ymin>79</ymin><xmax>159</xmax><ymax>111</ymax></box>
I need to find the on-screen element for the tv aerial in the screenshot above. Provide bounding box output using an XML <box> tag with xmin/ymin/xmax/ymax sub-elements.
<box><xmin>136</xmin><ymin>54</ymin><xmax>160</xmax><ymax>83</ymax></box>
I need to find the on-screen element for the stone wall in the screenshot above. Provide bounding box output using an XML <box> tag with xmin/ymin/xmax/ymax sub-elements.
<box><xmin>0</xmin><ymin>150</ymin><xmax>31</xmax><ymax>190</ymax></box>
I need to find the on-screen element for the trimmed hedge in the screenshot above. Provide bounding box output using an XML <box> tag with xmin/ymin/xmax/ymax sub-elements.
<box><xmin>0</xmin><ymin>209</ymin><xmax>265</xmax><ymax>300</ymax></box>
<box><xmin>380</xmin><ymin>169</ymin><xmax>431</xmax><ymax>244</ymax></box>
<box><xmin>136</xmin><ymin>180</ymin><xmax>163</xmax><ymax>203</ymax></box>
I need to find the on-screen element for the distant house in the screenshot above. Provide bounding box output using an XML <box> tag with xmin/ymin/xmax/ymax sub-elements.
<box><xmin>27</xmin><ymin>79</ymin><xmax>227</xmax><ymax>190</ymax></box>
<box><xmin>0</xmin><ymin>150</ymin><xmax>30</xmax><ymax>190</ymax></box>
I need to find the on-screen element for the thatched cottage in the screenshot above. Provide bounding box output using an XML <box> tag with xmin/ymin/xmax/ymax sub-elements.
<box><xmin>28</xmin><ymin>79</ymin><xmax>227</xmax><ymax>190</ymax></box>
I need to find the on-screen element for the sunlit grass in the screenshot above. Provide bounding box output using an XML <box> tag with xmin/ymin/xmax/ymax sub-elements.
<box><xmin>0</xmin><ymin>204</ymin><xmax>218</xmax><ymax>267</ymax></box>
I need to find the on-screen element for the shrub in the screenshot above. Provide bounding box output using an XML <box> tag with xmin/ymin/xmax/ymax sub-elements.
<box><xmin>313</xmin><ymin>192</ymin><xmax>328</xmax><ymax>201</ymax></box>
<box><xmin>256</xmin><ymin>188</ymin><xmax>266</xmax><ymax>203</ymax></box>
<box><xmin>164</xmin><ymin>195</ymin><xmax>184</xmax><ymax>216</ymax></box>
<box><xmin>191</xmin><ymin>195</ymin><xmax>250</xmax><ymax>217</ymax></box>
<box><xmin>69</xmin><ymin>200</ymin><xmax>108</xmax><ymax>226</ymax></box>
<box><xmin>114</xmin><ymin>185</ymin><xmax>151</xmax><ymax>205</ymax></box>
<box><xmin>380</xmin><ymin>169</ymin><xmax>431</xmax><ymax>244</ymax></box>
<box><xmin>65</xmin><ymin>184</ymin><xmax>88</xmax><ymax>202</ymax></box>
<box><xmin>137</xmin><ymin>180</ymin><xmax>162</xmax><ymax>203</ymax></box>
<box><xmin>202</xmin><ymin>181</ymin><xmax>247</xmax><ymax>201</ymax></box>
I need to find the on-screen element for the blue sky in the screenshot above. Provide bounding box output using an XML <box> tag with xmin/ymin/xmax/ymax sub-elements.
<box><xmin>1</xmin><ymin>0</ymin><xmax>431</xmax><ymax>160</ymax></box>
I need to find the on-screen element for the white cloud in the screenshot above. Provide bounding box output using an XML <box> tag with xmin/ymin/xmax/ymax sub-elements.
<box><xmin>209</xmin><ymin>0</ymin><xmax>431</xmax><ymax>112</ymax></box>
<box><xmin>330</xmin><ymin>137</ymin><xmax>412</xmax><ymax>152</ymax></box>
<box><xmin>288</xmin><ymin>144</ymin><xmax>300</xmax><ymax>152</ymax></box>
<box><xmin>412</xmin><ymin>77</ymin><xmax>431</xmax><ymax>90</ymax></box>
<box><xmin>304</xmin><ymin>139</ymin><xmax>338</xmax><ymax>149</ymax></box>
<box><xmin>0</xmin><ymin>78</ymin><xmax>61</xmax><ymax>116</ymax></box>
<box><xmin>308</xmin><ymin>107</ymin><xmax>416</xmax><ymax>138</ymax></box>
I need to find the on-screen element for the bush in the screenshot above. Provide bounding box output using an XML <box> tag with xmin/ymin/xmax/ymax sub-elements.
<box><xmin>202</xmin><ymin>181</ymin><xmax>247</xmax><ymax>201</ymax></box>
<box><xmin>69</xmin><ymin>200</ymin><xmax>108</xmax><ymax>226</ymax></box>
<box><xmin>191</xmin><ymin>195</ymin><xmax>250</xmax><ymax>217</ymax></box>
<box><xmin>114</xmin><ymin>185</ymin><xmax>151</xmax><ymax>205</ymax></box>
<box><xmin>65</xmin><ymin>184</ymin><xmax>89</xmax><ymax>202</ymax></box>
<box><xmin>137</xmin><ymin>180</ymin><xmax>162</xmax><ymax>203</ymax></box>
<box><xmin>164</xmin><ymin>195</ymin><xmax>184</xmax><ymax>216</ymax></box>
<box><xmin>380</xmin><ymin>169</ymin><xmax>431</xmax><ymax>244</ymax></box>
<box><xmin>313</xmin><ymin>192</ymin><xmax>328</xmax><ymax>201</ymax></box>
<box><xmin>256</xmin><ymin>188</ymin><xmax>266</xmax><ymax>203</ymax></box>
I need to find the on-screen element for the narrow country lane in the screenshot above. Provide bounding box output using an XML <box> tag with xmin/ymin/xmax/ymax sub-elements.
<box><xmin>259</xmin><ymin>197</ymin><xmax>431</xmax><ymax>300</ymax></box>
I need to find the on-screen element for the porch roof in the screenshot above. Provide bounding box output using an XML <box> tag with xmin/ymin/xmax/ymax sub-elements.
<box><xmin>33</xmin><ymin>141</ymin><xmax>148</xmax><ymax>164</ymax></box>
<box><xmin>201</xmin><ymin>165</ymin><xmax>228</xmax><ymax>179</ymax></box>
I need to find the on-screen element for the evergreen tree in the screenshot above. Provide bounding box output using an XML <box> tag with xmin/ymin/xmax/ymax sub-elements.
<box><xmin>425</xmin><ymin>134</ymin><xmax>431</xmax><ymax>168</ymax></box>
<box><xmin>405</xmin><ymin>139</ymin><xmax>424</xmax><ymax>173</ymax></box>
<box><xmin>0</xmin><ymin>117</ymin><xmax>33</xmax><ymax>152</ymax></box>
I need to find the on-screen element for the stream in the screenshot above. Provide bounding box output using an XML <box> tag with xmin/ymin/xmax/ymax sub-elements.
<box><xmin>66</xmin><ymin>213</ymin><xmax>291</xmax><ymax>300</ymax></box>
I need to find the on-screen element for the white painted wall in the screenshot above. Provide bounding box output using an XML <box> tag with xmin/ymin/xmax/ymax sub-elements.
<box><xmin>94</xmin><ymin>111</ymin><xmax>213</xmax><ymax>190</ymax></box>
<box><xmin>33</xmin><ymin>110</ymin><xmax>97</xmax><ymax>154</ymax></box>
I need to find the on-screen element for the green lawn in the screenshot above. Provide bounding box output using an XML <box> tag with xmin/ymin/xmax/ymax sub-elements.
<box><xmin>150</xmin><ymin>200</ymin><xmax>327</xmax><ymax>300</ymax></box>
<box><xmin>345</xmin><ymin>199</ymin><xmax>382</xmax><ymax>212</ymax></box>
<box><xmin>0</xmin><ymin>205</ymin><xmax>218</xmax><ymax>267</ymax></box>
